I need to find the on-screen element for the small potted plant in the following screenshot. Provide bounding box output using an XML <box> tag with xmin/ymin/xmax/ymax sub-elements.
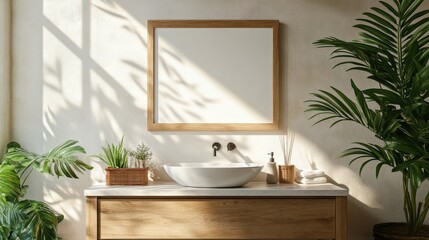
<box><xmin>98</xmin><ymin>137</ymin><xmax>149</xmax><ymax>185</ymax></box>
<box><xmin>129</xmin><ymin>142</ymin><xmax>153</xmax><ymax>183</ymax></box>
<box><xmin>97</xmin><ymin>137</ymin><xmax>128</xmax><ymax>169</ymax></box>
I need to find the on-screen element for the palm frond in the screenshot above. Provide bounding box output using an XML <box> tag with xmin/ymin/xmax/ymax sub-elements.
<box><xmin>308</xmin><ymin>0</ymin><xmax>429</xmax><ymax>234</ymax></box>
<box><xmin>341</xmin><ymin>142</ymin><xmax>396</xmax><ymax>177</ymax></box>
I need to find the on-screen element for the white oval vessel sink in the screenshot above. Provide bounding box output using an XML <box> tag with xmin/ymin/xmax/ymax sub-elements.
<box><xmin>164</xmin><ymin>163</ymin><xmax>263</xmax><ymax>188</ymax></box>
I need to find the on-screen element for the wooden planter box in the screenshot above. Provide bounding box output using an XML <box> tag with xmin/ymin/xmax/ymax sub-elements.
<box><xmin>105</xmin><ymin>167</ymin><xmax>148</xmax><ymax>185</ymax></box>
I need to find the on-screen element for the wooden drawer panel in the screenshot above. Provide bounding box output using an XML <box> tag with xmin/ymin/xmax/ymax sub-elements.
<box><xmin>99</xmin><ymin>198</ymin><xmax>336</xmax><ymax>239</ymax></box>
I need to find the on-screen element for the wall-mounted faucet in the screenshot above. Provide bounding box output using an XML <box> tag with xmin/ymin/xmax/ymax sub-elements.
<box><xmin>212</xmin><ymin>142</ymin><xmax>221</xmax><ymax>157</ymax></box>
<box><xmin>227</xmin><ymin>142</ymin><xmax>236</xmax><ymax>151</ymax></box>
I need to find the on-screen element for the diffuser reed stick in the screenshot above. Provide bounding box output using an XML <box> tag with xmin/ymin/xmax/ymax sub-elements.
<box><xmin>279</xmin><ymin>130</ymin><xmax>295</xmax><ymax>166</ymax></box>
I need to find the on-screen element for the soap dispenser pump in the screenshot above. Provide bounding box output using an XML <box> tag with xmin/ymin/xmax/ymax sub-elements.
<box><xmin>265</xmin><ymin>152</ymin><xmax>278</xmax><ymax>184</ymax></box>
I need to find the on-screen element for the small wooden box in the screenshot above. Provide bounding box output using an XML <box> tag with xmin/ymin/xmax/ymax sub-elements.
<box><xmin>279</xmin><ymin>165</ymin><xmax>295</xmax><ymax>184</ymax></box>
<box><xmin>105</xmin><ymin>167</ymin><xmax>148</xmax><ymax>185</ymax></box>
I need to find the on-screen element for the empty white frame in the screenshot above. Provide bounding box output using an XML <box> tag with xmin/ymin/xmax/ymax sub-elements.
<box><xmin>148</xmin><ymin>20</ymin><xmax>280</xmax><ymax>131</ymax></box>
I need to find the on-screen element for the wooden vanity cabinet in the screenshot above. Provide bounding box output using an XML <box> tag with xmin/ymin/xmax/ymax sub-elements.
<box><xmin>86</xmin><ymin>196</ymin><xmax>347</xmax><ymax>240</ymax></box>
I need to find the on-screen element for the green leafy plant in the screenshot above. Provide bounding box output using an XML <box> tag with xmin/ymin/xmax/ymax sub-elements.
<box><xmin>306</xmin><ymin>0</ymin><xmax>429</xmax><ymax>235</ymax></box>
<box><xmin>97</xmin><ymin>137</ymin><xmax>128</xmax><ymax>168</ymax></box>
<box><xmin>129</xmin><ymin>142</ymin><xmax>152</xmax><ymax>168</ymax></box>
<box><xmin>0</xmin><ymin>140</ymin><xmax>92</xmax><ymax>239</ymax></box>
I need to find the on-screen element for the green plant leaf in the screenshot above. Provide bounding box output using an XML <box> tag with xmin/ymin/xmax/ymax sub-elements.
<box><xmin>10</xmin><ymin>140</ymin><xmax>93</xmax><ymax>179</ymax></box>
<box><xmin>375</xmin><ymin>162</ymin><xmax>385</xmax><ymax>178</ymax></box>
<box><xmin>0</xmin><ymin>139</ymin><xmax>91</xmax><ymax>239</ymax></box>
<box><xmin>371</xmin><ymin>6</ymin><xmax>397</xmax><ymax>25</ymax></box>
<box><xmin>0</xmin><ymin>201</ymin><xmax>27</xmax><ymax>230</ymax></box>
<box><xmin>308</xmin><ymin>0</ymin><xmax>429</xmax><ymax>234</ymax></box>
<box><xmin>18</xmin><ymin>200</ymin><xmax>59</xmax><ymax>240</ymax></box>
<box><xmin>97</xmin><ymin>137</ymin><xmax>128</xmax><ymax>168</ymax></box>
<box><xmin>0</xmin><ymin>165</ymin><xmax>21</xmax><ymax>201</ymax></box>
<box><xmin>402</xmin><ymin>0</ymin><xmax>424</xmax><ymax>22</ymax></box>
<box><xmin>354</xmin><ymin>23</ymin><xmax>396</xmax><ymax>45</ymax></box>
<box><xmin>356</xmin><ymin>18</ymin><xmax>397</xmax><ymax>41</ymax></box>
<box><xmin>363</xmin><ymin>89</ymin><xmax>404</xmax><ymax>106</ymax></box>
<box><xmin>380</xmin><ymin>1</ymin><xmax>399</xmax><ymax>17</ymax></box>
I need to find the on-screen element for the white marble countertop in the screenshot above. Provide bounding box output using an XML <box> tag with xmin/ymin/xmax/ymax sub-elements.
<box><xmin>84</xmin><ymin>181</ymin><xmax>348</xmax><ymax>197</ymax></box>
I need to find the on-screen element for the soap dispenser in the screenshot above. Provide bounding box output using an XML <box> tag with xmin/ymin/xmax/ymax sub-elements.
<box><xmin>266</xmin><ymin>152</ymin><xmax>278</xmax><ymax>184</ymax></box>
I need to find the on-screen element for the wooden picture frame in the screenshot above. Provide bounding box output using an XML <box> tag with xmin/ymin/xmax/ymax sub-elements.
<box><xmin>147</xmin><ymin>20</ymin><xmax>280</xmax><ymax>131</ymax></box>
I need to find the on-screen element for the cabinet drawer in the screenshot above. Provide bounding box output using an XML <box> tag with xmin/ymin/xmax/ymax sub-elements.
<box><xmin>99</xmin><ymin>198</ymin><xmax>336</xmax><ymax>239</ymax></box>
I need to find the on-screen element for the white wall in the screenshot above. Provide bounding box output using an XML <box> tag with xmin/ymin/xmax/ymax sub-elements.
<box><xmin>11</xmin><ymin>0</ymin><xmax>429</xmax><ymax>239</ymax></box>
<box><xmin>0</xmin><ymin>0</ymin><xmax>11</xmax><ymax>152</ymax></box>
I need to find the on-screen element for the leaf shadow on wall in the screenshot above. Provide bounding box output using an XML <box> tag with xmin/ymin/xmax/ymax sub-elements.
<box><xmin>91</xmin><ymin>0</ymin><xmax>259</xmax><ymax>174</ymax></box>
<box><xmin>39</xmin><ymin>1</ymin><xmax>268</xmax><ymax>236</ymax></box>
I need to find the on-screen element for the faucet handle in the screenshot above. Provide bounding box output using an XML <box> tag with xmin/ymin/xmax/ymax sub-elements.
<box><xmin>227</xmin><ymin>142</ymin><xmax>236</xmax><ymax>151</ymax></box>
<box><xmin>212</xmin><ymin>142</ymin><xmax>221</xmax><ymax>150</ymax></box>
<box><xmin>212</xmin><ymin>142</ymin><xmax>221</xmax><ymax>157</ymax></box>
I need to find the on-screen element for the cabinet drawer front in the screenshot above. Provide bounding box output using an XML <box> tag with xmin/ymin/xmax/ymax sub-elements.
<box><xmin>99</xmin><ymin>198</ymin><xmax>336</xmax><ymax>239</ymax></box>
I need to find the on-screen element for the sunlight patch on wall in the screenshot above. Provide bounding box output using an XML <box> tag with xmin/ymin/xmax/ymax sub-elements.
<box><xmin>43</xmin><ymin>28</ymin><xmax>83</xmax><ymax>108</ymax></box>
<box><xmin>44</xmin><ymin>0</ymin><xmax>82</xmax><ymax>48</ymax></box>
<box><xmin>90</xmin><ymin>71</ymin><xmax>121</xmax><ymax>106</ymax></box>
<box><xmin>91</xmin><ymin>1</ymin><xmax>147</xmax><ymax>110</ymax></box>
<box><xmin>43</xmin><ymin>188</ymin><xmax>81</xmax><ymax>222</ymax></box>
<box><xmin>89</xmin><ymin>72</ymin><xmax>124</xmax><ymax>139</ymax></box>
<box><xmin>43</xmin><ymin>0</ymin><xmax>84</xmax><ymax>142</ymax></box>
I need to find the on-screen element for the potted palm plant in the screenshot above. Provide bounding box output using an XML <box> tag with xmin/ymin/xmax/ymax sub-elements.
<box><xmin>306</xmin><ymin>0</ymin><xmax>429</xmax><ymax>238</ymax></box>
<box><xmin>0</xmin><ymin>140</ymin><xmax>92</xmax><ymax>239</ymax></box>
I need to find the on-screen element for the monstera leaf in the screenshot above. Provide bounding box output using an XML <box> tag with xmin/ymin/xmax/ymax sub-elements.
<box><xmin>17</xmin><ymin>200</ymin><xmax>60</xmax><ymax>240</ymax></box>
<box><xmin>0</xmin><ymin>140</ymin><xmax>91</xmax><ymax>239</ymax></box>
<box><xmin>0</xmin><ymin>165</ymin><xmax>20</xmax><ymax>201</ymax></box>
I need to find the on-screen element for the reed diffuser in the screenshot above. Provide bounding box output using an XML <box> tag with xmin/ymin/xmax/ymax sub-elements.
<box><xmin>278</xmin><ymin>131</ymin><xmax>295</xmax><ymax>183</ymax></box>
